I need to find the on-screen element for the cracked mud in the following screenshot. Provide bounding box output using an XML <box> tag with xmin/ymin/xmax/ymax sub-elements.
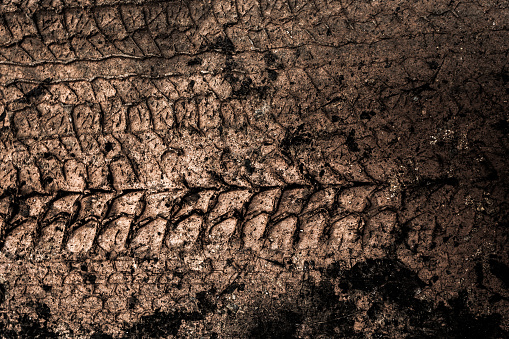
<box><xmin>0</xmin><ymin>0</ymin><xmax>508</xmax><ymax>337</ymax></box>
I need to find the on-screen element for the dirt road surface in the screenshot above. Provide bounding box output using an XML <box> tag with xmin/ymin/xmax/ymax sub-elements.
<box><xmin>0</xmin><ymin>0</ymin><xmax>508</xmax><ymax>337</ymax></box>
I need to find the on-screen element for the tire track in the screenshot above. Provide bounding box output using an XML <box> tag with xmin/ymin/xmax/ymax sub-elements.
<box><xmin>0</xmin><ymin>0</ymin><xmax>507</xmax><ymax>337</ymax></box>
<box><xmin>0</xmin><ymin>184</ymin><xmax>398</xmax><ymax>261</ymax></box>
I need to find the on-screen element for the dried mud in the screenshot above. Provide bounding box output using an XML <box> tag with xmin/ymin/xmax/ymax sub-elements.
<box><xmin>0</xmin><ymin>0</ymin><xmax>508</xmax><ymax>338</ymax></box>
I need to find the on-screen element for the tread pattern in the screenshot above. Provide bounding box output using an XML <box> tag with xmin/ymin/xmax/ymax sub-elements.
<box><xmin>0</xmin><ymin>0</ymin><xmax>507</xmax><ymax>337</ymax></box>
<box><xmin>0</xmin><ymin>184</ymin><xmax>397</xmax><ymax>260</ymax></box>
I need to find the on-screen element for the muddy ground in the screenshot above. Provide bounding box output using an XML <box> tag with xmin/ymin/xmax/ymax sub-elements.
<box><xmin>0</xmin><ymin>0</ymin><xmax>508</xmax><ymax>338</ymax></box>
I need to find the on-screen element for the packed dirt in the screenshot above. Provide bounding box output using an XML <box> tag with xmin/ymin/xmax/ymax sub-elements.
<box><xmin>0</xmin><ymin>0</ymin><xmax>508</xmax><ymax>337</ymax></box>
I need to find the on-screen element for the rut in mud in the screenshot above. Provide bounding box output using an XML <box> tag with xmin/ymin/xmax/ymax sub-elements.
<box><xmin>0</xmin><ymin>0</ymin><xmax>508</xmax><ymax>337</ymax></box>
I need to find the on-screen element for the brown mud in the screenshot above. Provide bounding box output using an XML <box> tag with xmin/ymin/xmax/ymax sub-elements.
<box><xmin>0</xmin><ymin>0</ymin><xmax>508</xmax><ymax>337</ymax></box>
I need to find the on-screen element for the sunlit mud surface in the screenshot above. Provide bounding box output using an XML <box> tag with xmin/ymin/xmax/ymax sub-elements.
<box><xmin>0</xmin><ymin>0</ymin><xmax>508</xmax><ymax>337</ymax></box>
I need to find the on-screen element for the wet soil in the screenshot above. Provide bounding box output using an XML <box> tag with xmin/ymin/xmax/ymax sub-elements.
<box><xmin>0</xmin><ymin>0</ymin><xmax>508</xmax><ymax>337</ymax></box>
